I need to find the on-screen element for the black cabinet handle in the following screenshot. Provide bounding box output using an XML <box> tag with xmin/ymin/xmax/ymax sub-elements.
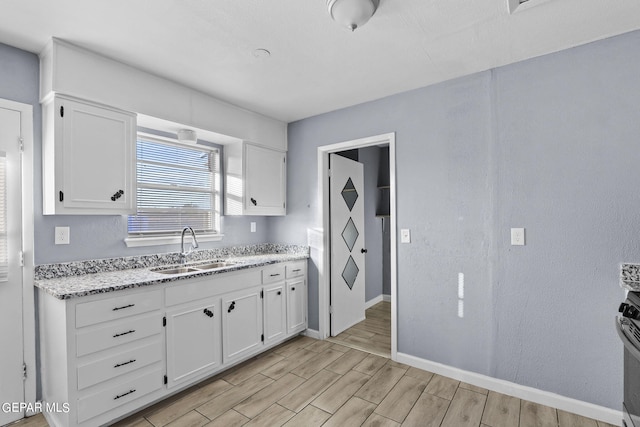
<box><xmin>250</xmin><ymin>197</ymin><xmax>257</xmax><ymax>206</ymax></box>
<box><xmin>111</xmin><ymin>189</ymin><xmax>125</xmax><ymax>201</ymax></box>
<box><xmin>291</xmin><ymin>287</ymin><xmax>296</xmax><ymax>291</ymax></box>
<box><xmin>113</xmin><ymin>304</ymin><xmax>135</xmax><ymax>311</ymax></box>
<box><xmin>227</xmin><ymin>301</ymin><xmax>235</xmax><ymax>313</ymax></box>
<box><xmin>114</xmin><ymin>389</ymin><xmax>136</xmax><ymax>400</ymax></box>
<box><xmin>361</xmin><ymin>248</ymin><xmax>368</xmax><ymax>254</ymax></box>
<box><xmin>277</xmin><ymin>291</ymin><xmax>281</xmax><ymax>295</ymax></box>
<box><xmin>292</xmin><ymin>269</ymin><xmax>301</xmax><ymax>272</ymax></box>
<box><xmin>114</xmin><ymin>359</ymin><xmax>136</xmax><ymax>368</ymax></box>
<box><xmin>113</xmin><ymin>330</ymin><xmax>135</xmax><ymax>338</ymax></box>
<box><xmin>270</xmin><ymin>273</ymin><xmax>281</xmax><ymax>277</ymax></box>
<box><xmin>203</xmin><ymin>308</ymin><xmax>214</xmax><ymax>318</ymax></box>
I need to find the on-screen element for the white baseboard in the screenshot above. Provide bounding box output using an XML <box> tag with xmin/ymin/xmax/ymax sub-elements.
<box><xmin>397</xmin><ymin>352</ymin><xmax>622</xmax><ymax>426</ymax></box>
<box><xmin>365</xmin><ymin>294</ymin><xmax>391</xmax><ymax>309</ymax></box>
<box><xmin>302</xmin><ymin>329</ymin><xmax>321</xmax><ymax>340</ymax></box>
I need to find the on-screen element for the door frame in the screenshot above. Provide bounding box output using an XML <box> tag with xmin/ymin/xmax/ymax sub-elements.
<box><xmin>317</xmin><ymin>132</ymin><xmax>397</xmax><ymax>360</ymax></box>
<box><xmin>0</xmin><ymin>98</ymin><xmax>36</xmax><ymax>414</ymax></box>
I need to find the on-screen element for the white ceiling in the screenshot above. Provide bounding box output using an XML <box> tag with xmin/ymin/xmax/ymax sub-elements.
<box><xmin>0</xmin><ymin>0</ymin><xmax>639</xmax><ymax>123</ymax></box>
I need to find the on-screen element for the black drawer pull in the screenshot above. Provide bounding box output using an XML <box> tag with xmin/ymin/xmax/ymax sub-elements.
<box><xmin>114</xmin><ymin>389</ymin><xmax>136</xmax><ymax>400</ymax></box>
<box><xmin>292</xmin><ymin>269</ymin><xmax>301</xmax><ymax>272</ymax></box>
<box><xmin>203</xmin><ymin>308</ymin><xmax>214</xmax><ymax>318</ymax></box>
<box><xmin>113</xmin><ymin>330</ymin><xmax>135</xmax><ymax>338</ymax></box>
<box><xmin>250</xmin><ymin>197</ymin><xmax>257</xmax><ymax>206</ymax></box>
<box><xmin>114</xmin><ymin>359</ymin><xmax>136</xmax><ymax>368</ymax></box>
<box><xmin>113</xmin><ymin>304</ymin><xmax>135</xmax><ymax>311</ymax></box>
<box><xmin>277</xmin><ymin>291</ymin><xmax>281</xmax><ymax>295</ymax></box>
<box><xmin>270</xmin><ymin>273</ymin><xmax>281</xmax><ymax>277</ymax></box>
<box><xmin>228</xmin><ymin>301</ymin><xmax>235</xmax><ymax>313</ymax></box>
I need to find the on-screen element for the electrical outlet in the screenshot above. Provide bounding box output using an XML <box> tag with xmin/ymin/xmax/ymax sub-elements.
<box><xmin>250</xmin><ymin>222</ymin><xmax>256</xmax><ymax>233</ymax></box>
<box><xmin>511</xmin><ymin>228</ymin><xmax>525</xmax><ymax>246</ymax></box>
<box><xmin>55</xmin><ymin>226</ymin><xmax>70</xmax><ymax>245</ymax></box>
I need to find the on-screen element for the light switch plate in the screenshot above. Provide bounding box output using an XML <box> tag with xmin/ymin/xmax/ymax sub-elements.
<box><xmin>511</xmin><ymin>228</ymin><xmax>525</xmax><ymax>246</ymax></box>
<box><xmin>55</xmin><ymin>226</ymin><xmax>70</xmax><ymax>245</ymax></box>
<box><xmin>401</xmin><ymin>229</ymin><xmax>411</xmax><ymax>244</ymax></box>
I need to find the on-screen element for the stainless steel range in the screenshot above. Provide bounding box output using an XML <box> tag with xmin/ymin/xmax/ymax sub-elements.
<box><xmin>617</xmin><ymin>291</ymin><xmax>640</xmax><ymax>427</ymax></box>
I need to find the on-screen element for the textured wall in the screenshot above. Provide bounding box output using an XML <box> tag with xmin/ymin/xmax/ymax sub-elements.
<box><xmin>272</xmin><ymin>31</ymin><xmax>640</xmax><ymax>409</ymax></box>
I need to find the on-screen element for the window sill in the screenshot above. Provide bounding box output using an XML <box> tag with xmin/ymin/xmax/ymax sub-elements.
<box><xmin>124</xmin><ymin>233</ymin><xmax>224</xmax><ymax>248</ymax></box>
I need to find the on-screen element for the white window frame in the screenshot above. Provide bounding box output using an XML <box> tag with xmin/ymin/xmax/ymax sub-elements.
<box><xmin>125</xmin><ymin>132</ymin><xmax>223</xmax><ymax>248</ymax></box>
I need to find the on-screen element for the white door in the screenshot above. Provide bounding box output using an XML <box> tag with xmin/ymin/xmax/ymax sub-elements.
<box><xmin>330</xmin><ymin>154</ymin><xmax>366</xmax><ymax>335</ymax></box>
<box><xmin>0</xmin><ymin>106</ymin><xmax>24</xmax><ymax>425</ymax></box>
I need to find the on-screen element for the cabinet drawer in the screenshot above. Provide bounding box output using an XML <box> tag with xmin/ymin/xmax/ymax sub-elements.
<box><xmin>77</xmin><ymin>367</ymin><xmax>163</xmax><ymax>423</ymax></box>
<box><xmin>262</xmin><ymin>264</ymin><xmax>285</xmax><ymax>284</ymax></box>
<box><xmin>286</xmin><ymin>261</ymin><xmax>306</xmax><ymax>279</ymax></box>
<box><xmin>76</xmin><ymin>312</ymin><xmax>162</xmax><ymax>357</ymax></box>
<box><xmin>77</xmin><ymin>339</ymin><xmax>163</xmax><ymax>390</ymax></box>
<box><xmin>76</xmin><ymin>290</ymin><xmax>162</xmax><ymax>328</ymax></box>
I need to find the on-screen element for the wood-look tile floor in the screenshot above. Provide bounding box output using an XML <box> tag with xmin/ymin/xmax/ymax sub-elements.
<box><xmin>326</xmin><ymin>301</ymin><xmax>391</xmax><ymax>358</ymax></box>
<box><xmin>11</xmin><ymin>302</ymin><xmax>618</xmax><ymax>427</ymax></box>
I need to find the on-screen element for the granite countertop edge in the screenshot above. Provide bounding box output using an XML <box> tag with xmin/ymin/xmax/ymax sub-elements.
<box><xmin>35</xmin><ymin>244</ymin><xmax>309</xmax><ymax>300</ymax></box>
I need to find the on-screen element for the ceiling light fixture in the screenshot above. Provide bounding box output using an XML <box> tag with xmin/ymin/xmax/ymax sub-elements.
<box><xmin>177</xmin><ymin>129</ymin><xmax>197</xmax><ymax>144</ymax></box>
<box><xmin>327</xmin><ymin>0</ymin><xmax>379</xmax><ymax>31</ymax></box>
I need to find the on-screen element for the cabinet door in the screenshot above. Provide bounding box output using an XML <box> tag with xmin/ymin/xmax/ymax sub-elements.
<box><xmin>244</xmin><ymin>143</ymin><xmax>286</xmax><ymax>215</ymax></box>
<box><xmin>165</xmin><ymin>298</ymin><xmax>220</xmax><ymax>388</ymax></box>
<box><xmin>51</xmin><ymin>96</ymin><xmax>135</xmax><ymax>214</ymax></box>
<box><xmin>222</xmin><ymin>287</ymin><xmax>263</xmax><ymax>363</ymax></box>
<box><xmin>263</xmin><ymin>284</ymin><xmax>286</xmax><ymax>345</ymax></box>
<box><xmin>287</xmin><ymin>279</ymin><xmax>307</xmax><ymax>335</ymax></box>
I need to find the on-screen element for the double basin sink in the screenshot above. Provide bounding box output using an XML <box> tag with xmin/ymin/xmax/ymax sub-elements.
<box><xmin>151</xmin><ymin>260</ymin><xmax>236</xmax><ymax>275</ymax></box>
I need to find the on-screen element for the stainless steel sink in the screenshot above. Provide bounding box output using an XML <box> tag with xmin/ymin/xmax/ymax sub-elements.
<box><xmin>151</xmin><ymin>260</ymin><xmax>236</xmax><ymax>275</ymax></box>
<box><xmin>152</xmin><ymin>267</ymin><xmax>199</xmax><ymax>275</ymax></box>
<box><xmin>194</xmin><ymin>261</ymin><xmax>236</xmax><ymax>270</ymax></box>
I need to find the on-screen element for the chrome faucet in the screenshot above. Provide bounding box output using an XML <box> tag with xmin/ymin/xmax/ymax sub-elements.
<box><xmin>180</xmin><ymin>227</ymin><xmax>199</xmax><ymax>264</ymax></box>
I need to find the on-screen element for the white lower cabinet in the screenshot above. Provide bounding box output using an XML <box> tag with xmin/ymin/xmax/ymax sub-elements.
<box><xmin>287</xmin><ymin>278</ymin><xmax>307</xmax><ymax>335</ymax></box>
<box><xmin>222</xmin><ymin>286</ymin><xmax>263</xmax><ymax>363</ymax></box>
<box><xmin>38</xmin><ymin>260</ymin><xmax>307</xmax><ymax>427</ymax></box>
<box><xmin>263</xmin><ymin>283</ymin><xmax>286</xmax><ymax>345</ymax></box>
<box><xmin>165</xmin><ymin>297</ymin><xmax>221</xmax><ymax>388</ymax></box>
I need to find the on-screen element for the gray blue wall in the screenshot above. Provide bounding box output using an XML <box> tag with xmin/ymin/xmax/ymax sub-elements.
<box><xmin>270</xmin><ymin>30</ymin><xmax>640</xmax><ymax>409</ymax></box>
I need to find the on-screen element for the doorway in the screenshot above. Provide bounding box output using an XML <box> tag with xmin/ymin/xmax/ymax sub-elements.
<box><xmin>317</xmin><ymin>132</ymin><xmax>397</xmax><ymax>360</ymax></box>
<box><xmin>0</xmin><ymin>98</ymin><xmax>35</xmax><ymax>424</ymax></box>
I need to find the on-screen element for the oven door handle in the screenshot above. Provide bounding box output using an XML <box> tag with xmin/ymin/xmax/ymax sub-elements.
<box><xmin>616</xmin><ymin>316</ymin><xmax>640</xmax><ymax>362</ymax></box>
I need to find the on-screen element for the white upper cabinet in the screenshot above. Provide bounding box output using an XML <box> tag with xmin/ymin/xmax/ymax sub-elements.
<box><xmin>225</xmin><ymin>142</ymin><xmax>286</xmax><ymax>216</ymax></box>
<box><xmin>42</xmin><ymin>94</ymin><xmax>136</xmax><ymax>215</ymax></box>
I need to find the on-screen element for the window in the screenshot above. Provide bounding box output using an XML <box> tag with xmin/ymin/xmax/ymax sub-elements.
<box><xmin>128</xmin><ymin>133</ymin><xmax>221</xmax><ymax>239</ymax></box>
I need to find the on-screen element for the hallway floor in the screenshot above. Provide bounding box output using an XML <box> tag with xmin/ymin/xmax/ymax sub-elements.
<box><xmin>326</xmin><ymin>300</ymin><xmax>391</xmax><ymax>358</ymax></box>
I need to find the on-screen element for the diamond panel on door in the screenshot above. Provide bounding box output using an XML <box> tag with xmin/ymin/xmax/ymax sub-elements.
<box><xmin>341</xmin><ymin>177</ymin><xmax>358</xmax><ymax>212</ymax></box>
<box><xmin>342</xmin><ymin>255</ymin><xmax>359</xmax><ymax>290</ymax></box>
<box><xmin>341</xmin><ymin>218</ymin><xmax>359</xmax><ymax>252</ymax></box>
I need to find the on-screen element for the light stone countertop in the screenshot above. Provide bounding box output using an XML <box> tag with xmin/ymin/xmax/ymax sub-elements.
<box><xmin>35</xmin><ymin>245</ymin><xmax>309</xmax><ymax>300</ymax></box>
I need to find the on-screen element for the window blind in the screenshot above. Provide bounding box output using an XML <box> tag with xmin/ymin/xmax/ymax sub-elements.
<box><xmin>128</xmin><ymin>137</ymin><xmax>220</xmax><ymax>235</ymax></box>
<box><xmin>0</xmin><ymin>152</ymin><xmax>7</xmax><ymax>282</ymax></box>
